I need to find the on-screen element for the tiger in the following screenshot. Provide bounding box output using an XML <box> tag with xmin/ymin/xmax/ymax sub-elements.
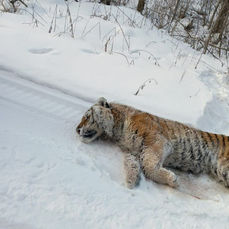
<box><xmin>76</xmin><ymin>97</ymin><xmax>229</xmax><ymax>189</ymax></box>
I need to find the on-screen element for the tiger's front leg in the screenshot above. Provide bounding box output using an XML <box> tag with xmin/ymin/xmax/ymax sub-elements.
<box><xmin>141</xmin><ymin>136</ymin><xmax>179</xmax><ymax>188</ymax></box>
<box><xmin>124</xmin><ymin>153</ymin><xmax>141</xmax><ymax>189</ymax></box>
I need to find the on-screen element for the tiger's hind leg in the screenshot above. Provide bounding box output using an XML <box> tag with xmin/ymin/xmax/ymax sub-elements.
<box><xmin>141</xmin><ymin>135</ymin><xmax>179</xmax><ymax>188</ymax></box>
<box><xmin>216</xmin><ymin>158</ymin><xmax>229</xmax><ymax>188</ymax></box>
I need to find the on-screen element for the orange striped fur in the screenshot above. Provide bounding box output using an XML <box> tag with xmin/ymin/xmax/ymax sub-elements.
<box><xmin>76</xmin><ymin>97</ymin><xmax>229</xmax><ymax>189</ymax></box>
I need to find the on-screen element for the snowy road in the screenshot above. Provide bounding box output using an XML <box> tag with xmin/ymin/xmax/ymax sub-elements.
<box><xmin>0</xmin><ymin>70</ymin><xmax>126</xmax><ymax>229</ymax></box>
<box><xmin>1</xmin><ymin>70</ymin><xmax>229</xmax><ymax>229</ymax></box>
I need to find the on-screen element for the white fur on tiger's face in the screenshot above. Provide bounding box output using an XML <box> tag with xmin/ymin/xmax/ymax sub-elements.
<box><xmin>76</xmin><ymin>97</ymin><xmax>229</xmax><ymax>190</ymax></box>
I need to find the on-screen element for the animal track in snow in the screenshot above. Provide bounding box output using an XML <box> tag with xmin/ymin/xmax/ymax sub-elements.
<box><xmin>80</xmin><ymin>49</ymin><xmax>97</xmax><ymax>54</ymax></box>
<box><xmin>28</xmin><ymin>47</ymin><xmax>54</xmax><ymax>55</ymax></box>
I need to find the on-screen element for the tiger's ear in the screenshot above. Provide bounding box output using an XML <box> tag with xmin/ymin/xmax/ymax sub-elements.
<box><xmin>97</xmin><ymin>97</ymin><xmax>111</xmax><ymax>109</ymax></box>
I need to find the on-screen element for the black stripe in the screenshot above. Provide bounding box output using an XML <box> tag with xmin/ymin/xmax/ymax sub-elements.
<box><xmin>208</xmin><ymin>153</ymin><xmax>212</xmax><ymax>164</ymax></box>
<box><xmin>200</xmin><ymin>132</ymin><xmax>208</xmax><ymax>151</ymax></box>
<box><xmin>163</xmin><ymin>119</ymin><xmax>169</xmax><ymax>129</ymax></box>
<box><xmin>179</xmin><ymin>125</ymin><xmax>188</xmax><ymax>162</ymax></box>
<box><xmin>222</xmin><ymin>172</ymin><xmax>227</xmax><ymax>180</ymax></box>
<box><xmin>185</xmin><ymin>128</ymin><xmax>195</xmax><ymax>161</ymax></box>
<box><xmin>193</xmin><ymin>129</ymin><xmax>199</xmax><ymax>147</ymax></box>
<box><xmin>201</xmin><ymin>132</ymin><xmax>210</xmax><ymax>169</ymax></box>
<box><xmin>132</xmin><ymin>135</ymin><xmax>136</xmax><ymax>142</ymax></box>
<box><xmin>141</xmin><ymin>135</ymin><xmax>145</xmax><ymax>150</ymax></box>
<box><xmin>91</xmin><ymin>108</ymin><xmax>95</xmax><ymax>124</ymax></box>
<box><xmin>222</xmin><ymin>135</ymin><xmax>226</xmax><ymax>157</ymax></box>
<box><xmin>222</xmin><ymin>135</ymin><xmax>226</xmax><ymax>148</ymax></box>
<box><xmin>175</xmin><ymin>123</ymin><xmax>182</xmax><ymax>147</ymax></box>
<box><xmin>206</xmin><ymin>132</ymin><xmax>215</xmax><ymax>148</ymax></box>
<box><xmin>193</xmin><ymin>131</ymin><xmax>203</xmax><ymax>163</ymax></box>
<box><xmin>221</xmin><ymin>135</ymin><xmax>226</xmax><ymax>157</ymax></box>
<box><xmin>214</xmin><ymin>167</ymin><xmax>218</xmax><ymax>176</ymax></box>
<box><xmin>214</xmin><ymin>134</ymin><xmax>220</xmax><ymax>154</ymax></box>
<box><xmin>121</xmin><ymin>123</ymin><xmax>124</xmax><ymax>132</ymax></box>
<box><xmin>196</xmin><ymin>148</ymin><xmax>203</xmax><ymax>161</ymax></box>
<box><xmin>180</xmin><ymin>125</ymin><xmax>187</xmax><ymax>148</ymax></box>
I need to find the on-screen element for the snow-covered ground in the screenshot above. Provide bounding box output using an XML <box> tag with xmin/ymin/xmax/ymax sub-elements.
<box><xmin>1</xmin><ymin>1</ymin><xmax>229</xmax><ymax>228</ymax></box>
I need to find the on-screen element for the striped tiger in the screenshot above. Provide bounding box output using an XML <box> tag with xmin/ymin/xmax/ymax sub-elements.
<box><xmin>76</xmin><ymin>97</ymin><xmax>229</xmax><ymax>189</ymax></box>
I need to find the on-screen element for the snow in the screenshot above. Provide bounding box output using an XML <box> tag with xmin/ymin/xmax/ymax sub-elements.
<box><xmin>1</xmin><ymin>1</ymin><xmax>229</xmax><ymax>228</ymax></box>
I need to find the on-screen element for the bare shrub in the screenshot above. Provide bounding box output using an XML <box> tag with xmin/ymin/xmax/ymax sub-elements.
<box><xmin>0</xmin><ymin>0</ymin><xmax>27</xmax><ymax>13</ymax></box>
<box><xmin>0</xmin><ymin>0</ymin><xmax>17</xmax><ymax>12</ymax></box>
<box><xmin>144</xmin><ymin>0</ymin><xmax>229</xmax><ymax>57</ymax></box>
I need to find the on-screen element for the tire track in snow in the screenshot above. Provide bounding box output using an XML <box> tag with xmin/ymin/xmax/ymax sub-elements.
<box><xmin>0</xmin><ymin>70</ymin><xmax>91</xmax><ymax>121</ymax></box>
<box><xmin>0</xmin><ymin>65</ymin><xmax>95</xmax><ymax>104</ymax></box>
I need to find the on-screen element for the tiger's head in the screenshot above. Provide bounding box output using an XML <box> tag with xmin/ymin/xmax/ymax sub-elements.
<box><xmin>76</xmin><ymin>97</ymin><xmax>114</xmax><ymax>143</ymax></box>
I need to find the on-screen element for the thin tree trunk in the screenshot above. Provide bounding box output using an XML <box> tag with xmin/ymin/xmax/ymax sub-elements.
<box><xmin>208</xmin><ymin>0</ymin><xmax>221</xmax><ymax>29</ymax></box>
<box><xmin>212</xmin><ymin>0</ymin><xmax>229</xmax><ymax>33</ymax></box>
<box><xmin>203</xmin><ymin>26</ymin><xmax>214</xmax><ymax>54</ymax></box>
<box><xmin>137</xmin><ymin>0</ymin><xmax>145</xmax><ymax>14</ymax></box>
<box><xmin>216</xmin><ymin>10</ymin><xmax>229</xmax><ymax>48</ymax></box>
<box><xmin>171</xmin><ymin>0</ymin><xmax>181</xmax><ymax>22</ymax></box>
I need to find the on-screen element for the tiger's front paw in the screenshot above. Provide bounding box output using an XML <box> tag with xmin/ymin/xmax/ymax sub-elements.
<box><xmin>124</xmin><ymin>154</ymin><xmax>141</xmax><ymax>189</ymax></box>
<box><xmin>126</xmin><ymin>173</ymin><xmax>140</xmax><ymax>189</ymax></box>
<box><xmin>126</xmin><ymin>180</ymin><xmax>136</xmax><ymax>189</ymax></box>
